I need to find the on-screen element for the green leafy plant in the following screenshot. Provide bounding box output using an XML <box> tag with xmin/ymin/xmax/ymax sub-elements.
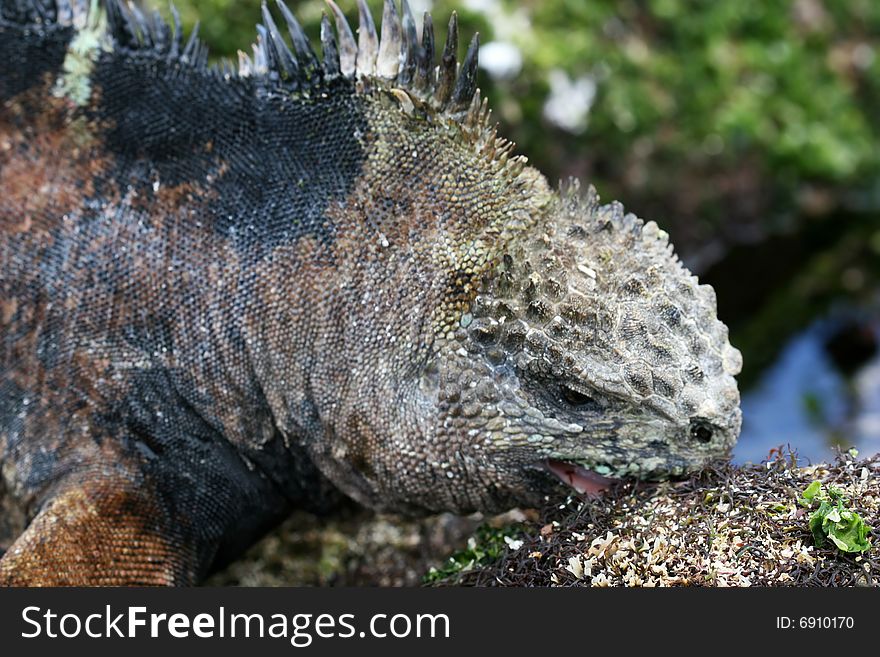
<box><xmin>423</xmin><ymin>524</ymin><xmax>524</xmax><ymax>584</ymax></box>
<box><xmin>799</xmin><ymin>481</ymin><xmax>872</xmax><ymax>553</ymax></box>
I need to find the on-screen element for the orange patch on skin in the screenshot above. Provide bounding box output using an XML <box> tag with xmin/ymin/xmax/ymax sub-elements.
<box><xmin>0</xmin><ymin>76</ymin><xmax>229</xmax><ymax>402</ymax></box>
<box><xmin>0</xmin><ymin>298</ymin><xmax>16</xmax><ymax>324</ymax></box>
<box><xmin>0</xmin><ymin>477</ymin><xmax>196</xmax><ymax>586</ymax></box>
<box><xmin>0</xmin><ymin>89</ymin><xmax>109</xmax><ymax>233</ymax></box>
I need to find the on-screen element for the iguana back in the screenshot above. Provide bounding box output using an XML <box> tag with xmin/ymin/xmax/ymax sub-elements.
<box><xmin>0</xmin><ymin>0</ymin><xmax>742</xmax><ymax>585</ymax></box>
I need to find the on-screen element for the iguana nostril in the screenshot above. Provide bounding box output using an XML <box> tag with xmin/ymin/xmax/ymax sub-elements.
<box><xmin>690</xmin><ymin>419</ymin><xmax>715</xmax><ymax>443</ymax></box>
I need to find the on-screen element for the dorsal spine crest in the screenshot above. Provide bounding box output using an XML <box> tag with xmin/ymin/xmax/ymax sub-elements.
<box><xmin>0</xmin><ymin>0</ymin><xmax>526</xmax><ymax>176</ymax></box>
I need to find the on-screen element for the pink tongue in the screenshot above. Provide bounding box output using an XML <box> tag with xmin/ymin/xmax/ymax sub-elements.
<box><xmin>547</xmin><ymin>459</ymin><xmax>615</xmax><ymax>495</ymax></box>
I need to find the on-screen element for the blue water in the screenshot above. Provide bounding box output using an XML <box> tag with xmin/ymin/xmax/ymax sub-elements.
<box><xmin>734</xmin><ymin>318</ymin><xmax>880</xmax><ymax>464</ymax></box>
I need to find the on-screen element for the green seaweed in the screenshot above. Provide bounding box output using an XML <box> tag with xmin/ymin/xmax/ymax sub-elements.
<box><xmin>423</xmin><ymin>524</ymin><xmax>524</xmax><ymax>584</ymax></box>
<box><xmin>799</xmin><ymin>481</ymin><xmax>872</xmax><ymax>553</ymax></box>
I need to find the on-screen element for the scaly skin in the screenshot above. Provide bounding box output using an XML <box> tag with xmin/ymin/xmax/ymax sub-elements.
<box><xmin>0</xmin><ymin>0</ymin><xmax>741</xmax><ymax>585</ymax></box>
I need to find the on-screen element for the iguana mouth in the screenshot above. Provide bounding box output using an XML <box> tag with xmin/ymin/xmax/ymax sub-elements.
<box><xmin>545</xmin><ymin>459</ymin><xmax>617</xmax><ymax>496</ymax></box>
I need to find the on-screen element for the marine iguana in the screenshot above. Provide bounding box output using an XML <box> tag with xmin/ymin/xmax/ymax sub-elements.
<box><xmin>0</xmin><ymin>0</ymin><xmax>743</xmax><ymax>585</ymax></box>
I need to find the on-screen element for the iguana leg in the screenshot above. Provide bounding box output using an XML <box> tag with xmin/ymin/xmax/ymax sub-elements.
<box><xmin>0</xmin><ymin>478</ymin><xmax>198</xmax><ymax>586</ymax></box>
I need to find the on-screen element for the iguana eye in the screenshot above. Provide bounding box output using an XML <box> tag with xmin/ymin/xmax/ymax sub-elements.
<box><xmin>690</xmin><ymin>418</ymin><xmax>715</xmax><ymax>443</ymax></box>
<box><xmin>560</xmin><ymin>384</ymin><xmax>594</xmax><ymax>407</ymax></box>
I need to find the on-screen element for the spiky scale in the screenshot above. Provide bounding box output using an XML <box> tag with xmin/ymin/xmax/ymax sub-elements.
<box><xmin>252</xmin><ymin>36</ymin><xmax>268</xmax><ymax>73</ymax></box>
<box><xmin>320</xmin><ymin>12</ymin><xmax>340</xmax><ymax>78</ymax></box>
<box><xmin>168</xmin><ymin>2</ymin><xmax>182</xmax><ymax>58</ymax></box>
<box><xmin>451</xmin><ymin>32</ymin><xmax>479</xmax><ymax>112</ymax></box>
<box><xmin>434</xmin><ymin>12</ymin><xmax>458</xmax><ymax>107</ymax></box>
<box><xmin>325</xmin><ymin>0</ymin><xmax>357</xmax><ymax>77</ymax></box>
<box><xmin>376</xmin><ymin>0</ymin><xmax>402</xmax><ymax>79</ymax></box>
<box><xmin>181</xmin><ymin>21</ymin><xmax>201</xmax><ymax>63</ymax></box>
<box><xmin>260</xmin><ymin>2</ymin><xmax>298</xmax><ymax>79</ymax></box>
<box><xmin>150</xmin><ymin>9</ymin><xmax>170</xmax><ymax>54</ymax></box>
<box><xmin>398</xmin><ymin>0</ymin><xmax>419</xmax><ymax>86</ymax></box>
<box><xmin>128</xmin><ymin>3</ymin><xmax>151</xmax><ymax>48</ymax></box>
<box><xmin>414</xmin><ymin>11</ymin><xmax>434</xmax><ymax>92</ymax></box>
<box><xmin>483</xmin><ymin>125</ymin><xmax>499</xmax><ymax>160</ymax></box>
<box><xmin>466</xmin><ymin>88</ymin><xmax>482</xmax><ymax>129</ymax></box>
<box><xmin>217</xmin><ymin>56</ymin><xmax>235</xmax><ymax>78</ymax></box>
<box><xmin>356</xmin><ymin>0</ymin><xmax>378</xmax><ymax>76</ymax></box>
<box><xmin>276</xmin><ymin>0</ymin><xmax>319</xmax><ymax>71</ymax></box>
<box><xmin>237</xmin><ymin>49</ymin><xmax>253</xmax><ymax>76</ymax></box>
<box><xmin>105</xmin><ymin>0</ymin><xmax>130</xmax><ymax>46</ymax></box>
<box><xmin>255</xmin><ymin>24</ymin><xmax>278</xmax><ymax>74</ymax></box>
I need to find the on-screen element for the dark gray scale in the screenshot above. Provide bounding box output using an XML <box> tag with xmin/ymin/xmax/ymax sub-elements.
<box><xmin>0</xmin><ymin>5</ymin><xmax>71</xmax><ymax>98</ymax></box>
<box><xmin>89</xmin><ymin>51</ymin><xmax>370</xmax><ymax>257</ymax></box>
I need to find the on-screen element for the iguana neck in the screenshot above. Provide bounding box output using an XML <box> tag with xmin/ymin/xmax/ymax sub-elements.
<box><xmin>238</xmin><ymin>87</ymin><xmax>553</xmax><ymax>509</ymax></box>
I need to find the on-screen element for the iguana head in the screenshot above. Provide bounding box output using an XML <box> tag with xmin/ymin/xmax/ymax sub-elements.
<box><xmin>424</xmin><ymin>184</ymin><xmax>742</xmax><ymax>511</ymax></box>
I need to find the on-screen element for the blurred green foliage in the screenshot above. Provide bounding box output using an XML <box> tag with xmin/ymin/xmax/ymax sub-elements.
<box><xmin>149</xmin><ymin>0</ymin><xmax>880</xmax><ymax>251</ymax></box>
